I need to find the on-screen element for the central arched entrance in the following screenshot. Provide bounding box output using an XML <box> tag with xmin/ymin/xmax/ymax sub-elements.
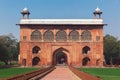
<box><xmin>56</xmin><ymin>52</ymin><xmax>67</xmax><ymax>64</ymax></box>
<box><xmin>53</xmin><ymin>48</ymin><xmax>68</xmax><ymax>65</ymax></box>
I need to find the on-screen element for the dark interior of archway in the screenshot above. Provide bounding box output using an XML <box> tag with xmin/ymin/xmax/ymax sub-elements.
<box><xmin>82</xmin><ymin>46</ymin><xmax>90</xmax><ymax>54</ymax></box>
<box><xmin>32</xmin><ymin>57</ymin><xmax>40</xmax><ymax>66</ymax></box>
<box><xmin>96</xmin><ymin>59</ymin><xmax>100</xmax><ymax>66</ymax></box>
<box><xmin>32</xmin><ymin>46</ymin><xmax>40</xmax><ymax>54</ymax></box>
<box><xmin>53</xmin><ymin>52</ymin><xmax>67</xmax><ymax>65</ymax></box>
<box><xmin>82</xmin><ymin>57</ymin><xmax>90</xmax><ymax>66</ymax></box>
<box><xmin>22</xmin><ymin>59</ymin><xmax>26</xmax><ymax>66</ymax></box>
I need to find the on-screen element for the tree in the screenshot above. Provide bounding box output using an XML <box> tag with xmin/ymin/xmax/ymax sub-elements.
<box><xmin>0</xmin><ymin>41</ymin><xmax>8</xmax><ymax>65</ymax></box>
<box><xmin>12</xmin><ymin>42</ymin><xmax>19</xmax><ymax>61</ymax></box>
<box><xmin>0</xmin><ymin>34</ymin><xmax>18</xmax><ymax>65</ymax></box>
<box><xmin>104</xmin><ymin>34</ymin><xmax>120</xmax><ymax>65</ymax></box>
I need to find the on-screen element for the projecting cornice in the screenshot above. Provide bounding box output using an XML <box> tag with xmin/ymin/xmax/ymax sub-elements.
<box><xmin>17</xmin><ymin>19</ymin><xmax>106</xmax><ymax>26</ymax></box>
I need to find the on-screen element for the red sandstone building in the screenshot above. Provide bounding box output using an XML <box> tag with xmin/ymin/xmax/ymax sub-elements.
<box><xmin>18</xmin><ymin>7</ymin><xmax>106</xmax><ymax>67</ymax></box>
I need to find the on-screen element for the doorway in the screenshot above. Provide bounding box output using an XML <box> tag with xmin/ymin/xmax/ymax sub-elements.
<box><xmin>53</xmin><ymin>52</ymin><xmax>67</xmax><ymax>65</ymax></box>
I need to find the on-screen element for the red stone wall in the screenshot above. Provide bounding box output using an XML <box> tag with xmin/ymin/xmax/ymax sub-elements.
<box><xmin>19</xmin><ymin>25</ymin><xmax>104</xmax><ymax>67</ymax></box>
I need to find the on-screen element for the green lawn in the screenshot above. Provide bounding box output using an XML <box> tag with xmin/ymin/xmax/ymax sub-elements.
<box><xmin>78</xmin><ymin>68</ymin><xmax>120</xmax><ymax>80</ymax></box>
<box><xmin>0</xmin><ymin>68</ymin><xmax>40</xmax><ymax>78</ymax></box>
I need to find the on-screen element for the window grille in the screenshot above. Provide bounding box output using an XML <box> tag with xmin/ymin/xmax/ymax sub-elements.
<box><xmin>81</xmin><ymin>30</ymin><xmax>92</xmax><ymax>41</ymax></box>
<box><xmin>69</xmin><ymin>30</ymin><xmax>79</xmax><ymax>41</ymax></box>
<box><xmin>31</xmin><ymin>30</ymin><xmax>41</xmax><ymax>41</ymax></box>
<box><xmin>56</xmin><ymin>30</ymin><xmax>67</xmax><ymax>41</ymax></box>
<box><xmin>43</xmin><ymin>30</ymin><xmax>54</xmax><ymax>41</ymax></box>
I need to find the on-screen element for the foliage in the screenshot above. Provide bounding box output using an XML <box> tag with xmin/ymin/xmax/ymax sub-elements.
<box><xmin>0</xmin><ymin>61</ymin><xmax>5</xmax><ymax>66</ymax></box>
<box><xmin>0</xmin><ymin>68</ymin><xmax>40</xmax><ymax>78</ymax></box>
<box><xmin>0</xmin><ymin>33</ymin><xmax>19</xmax><ymax>65</ymax></box>
<box><xmin>79</xmin><ymin>68</ymin><xmax>120</xmax><ymax>80</ymax></box>
<box><xmin>104</xmin><ymin>34</ymin><xmax>120</xmax><ymax>65</ymax></box>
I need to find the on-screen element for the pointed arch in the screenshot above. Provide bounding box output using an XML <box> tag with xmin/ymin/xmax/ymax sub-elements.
<box><xmin>82</xmin><ymin>46</ymin><xmax>90</xmax><ymax>54</ymax></box>
<box><xmin>32</xmin><ymin>46</ymin><xmax>40</xmax><ymax>54</ymax></box>
<box><xmin>43</xmin><ymin>30</ymin><xmax>54</xmax><ymax>41</ymax></box>
<box><xmin>53</xmin><ymin>47</ymin><xmax>69</xmax><ymax>53</ymax></box>
<box><xmin>56</xmin><ymin>30</ymin><xmax>67</xmax><ymax>41</ymax></box>
<box><xmin>69</xmin><ymin>30</ymin><xmax>79</xmax><ymax>41</ymax></box>
<box><xmin>52</xmin><ymin>47</ymin><xmax>70</xmax><ymax>65</ymax></box>
<box><xmin>31</xmin><ymin>30</ymin><xmax>42</xmax><ymax>41</ymax></box>
<box><xmin>81</xmin><ymin>30</ymin><xmax>91</xmax><ymax>41</ymax></box>
<box><xmin>82</xmin><ymin>57</ymin><xmax>90</xmax><ymax>66</ymax></box>
<box><xmin>22</xmin><ymin>59</ymin><xmax>26</xmax><ymax>66</ymax></box>
<box><xmin>96</xmin><ymin>59</ymin><xmax>100</xmax><ymax>66</ymax></box>
<box><xmin>32</xmin><ymin>57</ymin><xmax>40</xmax><ymax>66</ymax></box>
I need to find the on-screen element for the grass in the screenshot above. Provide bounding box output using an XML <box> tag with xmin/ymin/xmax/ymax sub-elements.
<box><xmin>0</xmin><ymin>68</ymin><xmax>40</xmax><ymax>78</ymax></box>
<box><xmin>78</xmin><ymin>68</ymin><xmax>120</xmax><ymax>80</ymax></box>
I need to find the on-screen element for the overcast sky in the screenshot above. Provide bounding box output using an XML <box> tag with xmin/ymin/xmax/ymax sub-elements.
<box><xmin>0</xmin><ymin>0</ymin><xmax>120</xmax><ymax>40</ymax></box>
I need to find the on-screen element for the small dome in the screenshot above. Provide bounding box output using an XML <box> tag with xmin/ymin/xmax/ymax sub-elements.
<box><xmin>22</xmin><ymin>7</ymin><xmax>30</xmax><ymax>13</ymax></box>
<box><xmin>95</xmin><ymin>7</ymin><xmax>101</xmax><ymax>13</ymax></box>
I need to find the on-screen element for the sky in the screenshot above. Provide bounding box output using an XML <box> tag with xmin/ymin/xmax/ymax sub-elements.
<box><xmin>0</xmin><ymin>0</ymin><xmax>120</xmax><ymax>40</ymax></box>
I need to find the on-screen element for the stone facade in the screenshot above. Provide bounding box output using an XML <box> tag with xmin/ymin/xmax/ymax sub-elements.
<box><xmin>18</xmin><ymin>8</ymin><xmax>105</xmax><ymax>67</ymax></box>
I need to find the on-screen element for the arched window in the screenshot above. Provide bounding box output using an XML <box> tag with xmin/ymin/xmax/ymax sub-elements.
<box><xmin>32</xmin><ymin>57</ymin><xmax>40</xmax><ymax>66</ymax></box>
<box><xmin>69</xmin><ymin>30</ymin><xmax>79</xmax><ymax>41</ymax></box>
<box><xmin>32</xmin><ymin>46</ymin><xmax>40</xmax><ymax>54</ymax></box>
<box><xmin>81</xmin><ymin>30</ymin><xmax>91</xmax><ymax>41</ymax></box>
<box><xmin>82</xmin><ymin>57</ymin><xmax>90</xmax><ymax>66</ymax></box>
<box><xmin>43</xmin><ymin>30</ymin><xmax>54</xmax><ymax>41</ymax></box>
<box><xmin>31</xmin><ymin>30</ymin><xmax>42</xmax><ymax>41</ymax></box>
<box><xmin>82</xmin><ymin>46</ymin><xmax>90</xmax><ymax>54</ymax></box>
<box><xmin>56</xmin><ymin>30</ymin><xmax>67</xmax><ymax>41</ymax></box>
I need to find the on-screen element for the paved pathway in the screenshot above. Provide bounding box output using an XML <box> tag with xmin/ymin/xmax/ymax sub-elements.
<box><xmin>41</xmin><ymin>66</ymin><xmax>81</xmax><ymax>80</ymax></box>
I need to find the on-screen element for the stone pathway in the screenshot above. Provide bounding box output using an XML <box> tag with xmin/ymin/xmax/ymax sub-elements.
<box><xmin>41</xmin><ymin>66</ymin><xmax>81</xmax><ymax>80</ymax></box>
